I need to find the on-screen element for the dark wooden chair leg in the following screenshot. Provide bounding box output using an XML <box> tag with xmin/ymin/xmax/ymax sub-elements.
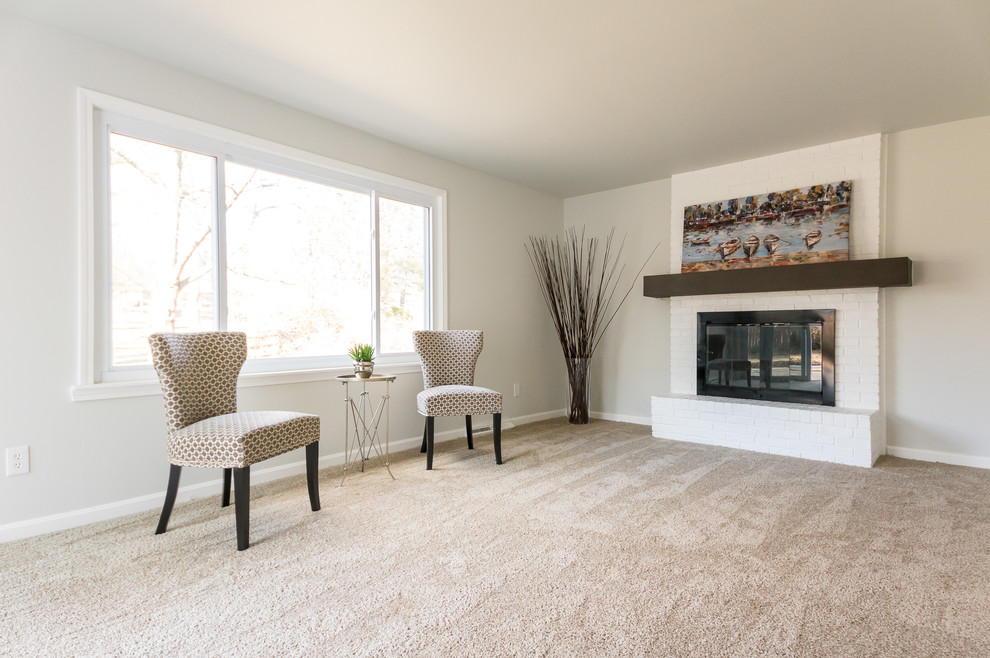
<box><xmin>465</xmin><ymin>415</ymin><xmax>474</xmax><ymax>449</ymax></box>
<box><xmin>156</xmin><ymin>464</ymin><xmax>182</xmax><ymax>535</ymax></box>
<box><xmin>421</xmin><ymin>418</ymin><xmax>429</xmax><ymax>453</ymax></box>
<box><xmin>306</xmin><ymin>442</ymin><xmax>321</xmax><ymax>512</ymax></box>
<box><xmin>221</xmin><ymin>468</ymin><xmax>232</xmax><ymax>508</ymax></box>
<box><xmin>426</xmin><ymin>416</ymin><xmax>435</xmax><ymax>470</ymax></box>
<box><xmin>493</xmin><ymin>413</ymin><xmax>503</xmax><ymax>465</ymax></box>
<box><xmin>233</xmin><ymin>466</ymin><xmax>250</xmax><ymax>551</ymax></box>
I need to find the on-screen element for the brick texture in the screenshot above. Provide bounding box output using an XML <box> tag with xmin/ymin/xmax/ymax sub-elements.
<box><xmin>656</xmin><ymin>134</ymin><xmax>884</xmax><ymax>467</ymax></box>
<box><xmin>651</xmin><ymin>396</ymin><xmax>881</xmax><ymax>467</ymax></box>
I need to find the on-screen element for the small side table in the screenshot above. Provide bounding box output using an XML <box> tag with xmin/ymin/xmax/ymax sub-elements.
<box><xmin>336</xmin><ymin>373</ymin><xmax>397</xmax><ymax>486</ymax></box>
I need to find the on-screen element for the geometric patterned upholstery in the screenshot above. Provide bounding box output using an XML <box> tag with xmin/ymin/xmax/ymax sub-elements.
<box><xmin>412</xmin><ymin>330</ymin><xmax>484</xmax><ymax>388</ymax></box>
<box><xmin>168</xmin><ymin>411</ymin><xmax>320</xmax><ymax>469</ymax></box>
<box><xmin>148</xmin><ymin>331</ymin><xmax>321</xmax><ymax>551</ymax></box>
<box><xmin>149</xmin><ymin>332</ymin><xmax>319</xmax><ymax>466</ymax></box>
<box><xmin>413</xmin><ymin>330</ymin><xmax>504</xmax><ymax>470</ymax></box>
<box><xmin>416</xmin><ymin>385</ymin><xmax>502</xmax><ymax>417</ymax></box>
<box><xmin>412</xmin><ymin>330</ymin><xmax>502</xmax><ymax>417</ymax></box>
<box><xmin>148</xmin><ymin>332</ymin><xmax>246</xmax><ymax>432</ymax></box>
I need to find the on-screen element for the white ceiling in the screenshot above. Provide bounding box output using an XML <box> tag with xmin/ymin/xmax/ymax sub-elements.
<box><xmin>3</xmin><ymin>0</ymin><xmax>990</xmax><ymax>196</ymax></box>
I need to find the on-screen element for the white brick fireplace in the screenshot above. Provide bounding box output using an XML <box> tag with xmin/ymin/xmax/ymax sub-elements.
<box><xmin>652</xmin><ymin>134</ymin><xmax>885</xmax><ymax>467</ymax></box>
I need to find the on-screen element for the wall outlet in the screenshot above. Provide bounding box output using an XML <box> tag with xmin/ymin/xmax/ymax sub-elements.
<box><xmin>513</xmin><ymin>383</ymin><xmax>520</xmax><ymax>397</ymax></box>
<box><xmin>6</xmin><ymin>446</ymin><xmax>29</xmax><ymax>476</ymax></box>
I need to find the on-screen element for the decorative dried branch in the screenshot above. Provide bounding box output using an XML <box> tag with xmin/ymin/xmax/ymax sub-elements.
<box><xmin>526</xmin><ymin>227</ymin><xmax>660</xmax><ymax>360</ymax></box>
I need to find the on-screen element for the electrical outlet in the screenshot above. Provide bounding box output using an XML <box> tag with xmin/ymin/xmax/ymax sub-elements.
<box><xmin>6</xmin><ymin>446</ymin><xmax>29</xmax><ymax>476</ymax></box>
<box><xmin>513</xmin><ymin>383</ymin><xmax>520</xmax><ymax>397</ymax></box>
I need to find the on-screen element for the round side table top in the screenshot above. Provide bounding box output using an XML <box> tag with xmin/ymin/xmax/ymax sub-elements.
<box><xmin>335</xmin><ymin>373</ymin><xmax>397</xmax><ymax>383</ymax></box>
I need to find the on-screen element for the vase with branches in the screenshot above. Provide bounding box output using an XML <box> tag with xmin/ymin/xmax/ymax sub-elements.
<box><xmin>526</xmin><ymin>227</ymin><xmax>659</xmax><ymax>424</ymax></box>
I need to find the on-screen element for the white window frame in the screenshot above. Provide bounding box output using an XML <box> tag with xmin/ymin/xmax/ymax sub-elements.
<box><xmin>72</xmin><ymin>90</ymin><xmax>446</xmax><ymax>401</ymax></box>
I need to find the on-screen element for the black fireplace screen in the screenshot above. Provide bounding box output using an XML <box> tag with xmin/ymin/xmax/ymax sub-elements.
<box><xmin>697</xmin><ymin>310</ymin><xmax>835</xmax><ymax>406</ymax></box>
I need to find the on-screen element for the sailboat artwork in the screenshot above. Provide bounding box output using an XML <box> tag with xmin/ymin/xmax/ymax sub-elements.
<box><xmin>681</xmin><ymin>180</ymin><xmax>851</xmax><ymax>272</ymax></box>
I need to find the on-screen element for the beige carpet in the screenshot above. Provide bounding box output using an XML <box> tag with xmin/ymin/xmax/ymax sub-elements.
<box><xmin>3</xmin><ymin>419</ymin><xmax>990</xmax><ymax>656</ymax></box>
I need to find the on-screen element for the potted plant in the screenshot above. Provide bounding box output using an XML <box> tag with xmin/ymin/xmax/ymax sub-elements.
<box><xmin>347</xmin><ymin>343</ymin><xmax>376</xmax><ymax>378</ymax></box>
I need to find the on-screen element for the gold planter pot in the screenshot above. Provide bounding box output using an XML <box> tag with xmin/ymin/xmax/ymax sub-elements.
<box><xmin>353</xmin><ymin>361</ymin><xmax>375</xmax><ymax>378</ymax></box>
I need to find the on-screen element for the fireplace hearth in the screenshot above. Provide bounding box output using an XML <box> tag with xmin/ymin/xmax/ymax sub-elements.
<box><xmin>697</xmin><ymin>310</ymin><xmax>835</xmax><ymax>406</ymax></box>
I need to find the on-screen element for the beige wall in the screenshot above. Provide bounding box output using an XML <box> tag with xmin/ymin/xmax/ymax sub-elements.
<box><xmin>563</xmin><ymin>180</ymin><xmax>671</xmax><ymax>423</ymax></box>
<box><xmin>0</xmin><ymin>15</ymin><xmax>564</xmax><ymax>529</ymax></box>
<box><xmin>884</xmin><ymin>115</ymin><xmax>990</xmax><ymax>464</ymax></box>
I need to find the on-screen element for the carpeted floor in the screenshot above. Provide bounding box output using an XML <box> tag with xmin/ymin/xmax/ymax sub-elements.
<box><xmin>2</xmin><ymin>418</ymin><xmax>990</xmax><ymax>656</ymax></box>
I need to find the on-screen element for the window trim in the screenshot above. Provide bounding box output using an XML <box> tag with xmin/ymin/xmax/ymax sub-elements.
<box><xmin>72</xmin><ymin>89</ymin><xmax>446</xmax><ymax>400</ymax></box>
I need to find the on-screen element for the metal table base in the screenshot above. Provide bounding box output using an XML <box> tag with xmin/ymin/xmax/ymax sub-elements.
<box><xmin>336</xmin><ymin>374</ymin><xmax>397</xmax><ymax>486</ymax></box>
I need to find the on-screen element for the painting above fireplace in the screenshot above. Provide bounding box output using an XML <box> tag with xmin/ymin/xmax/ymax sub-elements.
<box><xmin>697</xmin><ymin>309</ymin><xmax>835</xmax><ymax>406</ymax></box>
<box><xmin>681</xmin><ymin>181</ymin><xmax>851</xmax><ymax>273</ymax></box>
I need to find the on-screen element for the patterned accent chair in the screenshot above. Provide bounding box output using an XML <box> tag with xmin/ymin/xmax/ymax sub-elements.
<box><xmin>148</xmin><ymin>332</ymin><xmax>321</xmax><ymax>551</ymax></box>
<box><xmin>413</xmin><ymin>330</ymin><xmax>502</xmax><ymax>470</ymax></box>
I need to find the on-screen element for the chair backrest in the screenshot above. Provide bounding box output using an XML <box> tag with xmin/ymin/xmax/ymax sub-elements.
<box><xmin>148</xmin><ymin>332</ymin><xmax>247</xmax><ymax>432</ymax></box>
<box><xmin>412</xmin><ymin>330</ymin><xmax>483</xmax><ymax>388</ymax></box>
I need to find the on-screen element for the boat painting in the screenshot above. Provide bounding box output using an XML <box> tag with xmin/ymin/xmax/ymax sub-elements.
<box><xmin>742</xmin><ymin>235</ymin><xmax>760</xmax><ymax>257</ymax></box>
<box><xmin>714</xmin><ymin>237</ymin><xmax>741</xmax><ymax>259</ymax></box>
<box><xmin>681</xmin><ymin>180</ymin><xmax>851</xmax><ymax>272</ymax></box>
<box><xmin>764</xmin><ymin>234</ymin><xmax>781</xmax><ymax>255</ymax></box>
<box><xmin>804</xmin><ymin>229</ymin><xmax>823</xmax><ymax>249</ymax></box>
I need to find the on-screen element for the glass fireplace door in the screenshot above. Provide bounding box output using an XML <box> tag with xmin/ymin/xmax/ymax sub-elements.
<box><xmin>698</xmin><ymin>310</ymin><xmax>835</xmax><ymax>406</ymax></box>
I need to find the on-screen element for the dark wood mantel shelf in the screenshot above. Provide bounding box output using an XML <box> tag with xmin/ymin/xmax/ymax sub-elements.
<box><xmin>643</xmin><ymin>257</ymin><xmax>912</xmax><ymax>299</ymax></box>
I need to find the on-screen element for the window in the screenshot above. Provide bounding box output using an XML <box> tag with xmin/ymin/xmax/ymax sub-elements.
<box><xmin>222</xmin><ymin>161</ymin><xmax>374</xmax><ymax>361</ymax></box>
<box><xmin>81</xmin><ymin>92</ymin><xmax>445</xmax><ymax>390</ymax></box>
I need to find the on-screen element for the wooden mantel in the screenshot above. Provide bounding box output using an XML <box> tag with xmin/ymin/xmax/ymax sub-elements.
<box><xmin>643</xmin><ymin>257</ymin><xmax>912</xmax><ymax>299</ymax></box>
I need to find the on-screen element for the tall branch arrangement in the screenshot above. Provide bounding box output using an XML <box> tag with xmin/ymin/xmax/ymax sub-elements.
<box><xmin>526</xmin><ymin>227</ymin><xmax>658</xmax><ymax>359</ymax></box>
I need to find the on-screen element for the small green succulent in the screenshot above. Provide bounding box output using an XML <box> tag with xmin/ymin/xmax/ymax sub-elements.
<box><xmin>347</xmin><ymin>343</ymin><xmax>375</xmax><ymax>362</ymax></box>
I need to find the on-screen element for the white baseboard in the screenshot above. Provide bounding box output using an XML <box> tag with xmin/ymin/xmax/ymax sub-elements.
<box><xmin>0</xmin><ymin>448</ymin><xmax>350</xmax><ymax>543</ymax></box>
<box><xmin>510</xmin><ymin>408</ymin><xmax>566</xmax><ymax>425</ymax></box>
<box><xmin>885</xmin><ymin>445</ymin><xmax>990</xmax><ymax>470</ymax></box>
<box><xmin>0</xmin><ymin>409</ymin><xmax>562</xmax><ymax>543</ymax></box>
<box><xmin>591</xmin><ymin>411</ymin><xmax>652</xmax><ymax>426</ymax></box>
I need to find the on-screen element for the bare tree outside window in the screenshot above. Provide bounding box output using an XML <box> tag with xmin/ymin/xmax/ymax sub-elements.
<box><xmin>106</xmin><ymin>129</ymin><xmax>432</xmax><ymax>371</ymax></box>
<box><xmin>110</xmin><ymin>133</ymin><xmax>214</xmax><ymax>366</ymax></box>
<box><xmin>379</xmin><ymin>197</ymin><xmax>427</xmax><ymax>353</ymax></box>
<box><xmin>225</xmin><ymin>161</ymin><xmax>372</xmax><ymax>358</ymax></box>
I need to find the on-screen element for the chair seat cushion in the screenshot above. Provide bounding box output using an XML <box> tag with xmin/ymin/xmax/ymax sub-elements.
<box><xmin>168</xmin><ymin>411</ymin><xmax>319</xmax><ymax>468</ymax></box>
<box><xmin>417</xmin><ymin>385</ymin><xmax>502</xmax><ymax>417</ymax></box>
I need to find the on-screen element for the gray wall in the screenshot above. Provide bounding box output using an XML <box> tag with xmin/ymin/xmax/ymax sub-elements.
<box><xmin>0</xmin><ymin>15</ymin><xmax>565</xmax><ymax>527</ymax></box>
<box><xmin>884</xmin><ymin>115</ymin><xmax>990</xmax><ymax>463</ymax></box>
<box><xmin>562</xmin><ymin>180</ymin><xmax>671</xmax><ymax>423</ymax></box>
